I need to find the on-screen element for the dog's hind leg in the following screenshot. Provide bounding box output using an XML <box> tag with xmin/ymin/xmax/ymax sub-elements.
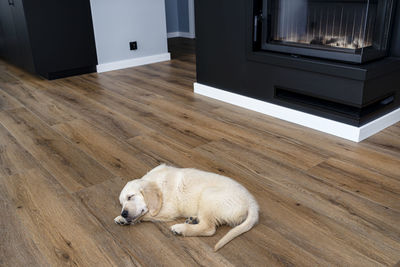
<box><xmin>171</xmin><ymin>211</ymin><xmax>215</xmax><ymax>236</ymax></box>
<box><xmin>171</xmin><ymin>188</ymin><xmax>221</xmax><ymax>237</ymax></box>
<box><xmin>171</xmin><ymin>220</ymin><xmax>216</xmax><ymax>237</ymax></box>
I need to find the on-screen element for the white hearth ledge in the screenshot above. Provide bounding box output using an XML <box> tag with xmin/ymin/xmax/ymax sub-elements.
<box><xmin>194</xmin><ymin>82</ymin><xmax>400</xmax><ymax>142</ymax></box>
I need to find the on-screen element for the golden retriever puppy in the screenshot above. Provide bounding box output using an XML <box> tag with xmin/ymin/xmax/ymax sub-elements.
<box><xmin>114</xmin><ymin>164</ymin><xmax>259</xmax><ymax>251</ymax></box>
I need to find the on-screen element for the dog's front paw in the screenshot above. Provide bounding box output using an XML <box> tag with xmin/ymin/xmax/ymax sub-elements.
<box><xmin>171</xmin><ymin>223</ymin><xmax>186</xmax><ymax>236</ymax></box>
<box><xmin>114</xmin><ymin>215</ymin><xmax>129</xmax><ymax>225</ymax></box>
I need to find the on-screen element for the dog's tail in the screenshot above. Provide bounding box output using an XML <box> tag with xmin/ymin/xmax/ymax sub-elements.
<box><xmin>214</xmin><ymin>199</ymin><xmax>259</xmax><ymax>251</ymax></box>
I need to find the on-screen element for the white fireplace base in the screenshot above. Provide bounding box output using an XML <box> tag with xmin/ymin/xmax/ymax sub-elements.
<box><xmin>194</xmin><ymin>82</ymin><xmax>400</xmax><ymax>142</ymax></box>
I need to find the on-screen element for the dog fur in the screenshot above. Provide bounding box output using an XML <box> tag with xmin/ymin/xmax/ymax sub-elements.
<box><xmin>114</xmin><ymin>164</ymin><xmax>259</xmax><ymax>251</ymax></box>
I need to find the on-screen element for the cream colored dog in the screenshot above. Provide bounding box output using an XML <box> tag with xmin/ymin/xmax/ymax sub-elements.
<box><xmin>114</xmin><ymin>164</ymin><xmax>259</xmax><ymax>251</ymax></box>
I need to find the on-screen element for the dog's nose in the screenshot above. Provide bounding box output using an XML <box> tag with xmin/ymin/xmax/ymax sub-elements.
<box><xmin>121</xmin><ymin>210</ymin><xmax>129</xmax><ymax>218</ymax></box>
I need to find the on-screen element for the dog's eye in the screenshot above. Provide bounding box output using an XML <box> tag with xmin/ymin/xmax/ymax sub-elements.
<box><xmin>127</xmin><ymin>195</ymin><xmax>134</xmax><ymax>201</ymax></box>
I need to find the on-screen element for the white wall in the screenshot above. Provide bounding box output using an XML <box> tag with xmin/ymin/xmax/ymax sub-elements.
<box><xmin>89</xmin><ymin>0</ymin><xmax>170</xmax><ymax>72</ymax></box>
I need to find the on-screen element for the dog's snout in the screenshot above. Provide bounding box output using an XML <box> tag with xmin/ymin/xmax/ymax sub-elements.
<box><xmin>121</xmin><ymin>210</ymin><xmax>129</xmax><ymax>218</ymax></box>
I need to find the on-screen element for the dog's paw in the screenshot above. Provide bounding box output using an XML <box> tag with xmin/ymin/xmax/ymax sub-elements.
<box><xmin>185</xmin><ymin>217</ymin><xmax>199</xmax><ymax>224</ymax></box>
<box><xmin>171</xmin><ymin>223</ymin><xmax>186</xmax><ymax>236</ymax></box>
<box><xmin>114</xmin><ymin>215</ymin><xmax>129</xmax><ymax>225</ymax></box>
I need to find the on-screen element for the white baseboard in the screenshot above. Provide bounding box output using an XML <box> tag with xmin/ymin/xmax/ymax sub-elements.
<box><xmin>97</xmin><ymin>53</ymin><xmax>171</xmax><ymax>73</ymax></box>
<box><xmin>167</xmin><ymin>32</ymin><xmax>195</xmax><ymax>39</ymax></box>
<box><xmin>194</xmin><ymin>82</ymin><xmax>400</xmax><ymax>142</ymax></box>
<box><xmin>358</xmin><ymin>110</ymin><xmax>400</xmax><ymax>141</ymax></box>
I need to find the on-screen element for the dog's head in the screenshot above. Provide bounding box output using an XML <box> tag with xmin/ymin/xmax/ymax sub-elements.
<box><xmin>118</xmin><ymin>179</ymin><xmax>163</xmax><ymax>224</ymax></box>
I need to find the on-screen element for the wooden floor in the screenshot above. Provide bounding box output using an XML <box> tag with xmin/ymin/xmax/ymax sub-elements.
<box><xmin>1</xmin><ymin>38</ymin><xmax>400</xmax><ymax>266</ymax></box>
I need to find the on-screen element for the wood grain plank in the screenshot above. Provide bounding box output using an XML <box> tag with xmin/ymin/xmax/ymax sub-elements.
<box><xmin>193</xmin><ymin>139</ymin><xmax>400</xmax><ymax>265</ymax></box>
<box><xmin>161</xmin><ymin>59</ymin><xmax>196</xmax><ymax>73</ymax></box>
<box><xmin>0</xmin><ymin>64</ymin><xmax>20</xmax><ymax>83</ymax></box>
<box><xmin>0</xmin><ymin>88</ymin><xmax>22</xmax><ymax>111</ymax></box>
<box><xmin>364</xmin><ymin>125</ymin><xmax>400</xmax><ymax>157</ymax></box>
<box><xmin>52</xmin><ymin>119</ymin><xmax>158</xmax><ymax>179</ymax></box>
<box><xmin>0</xmin><ymin>62</ymin><xmax>49</xmax><ymax>88</ymax></box>
<box><xmin>212</xmin><ymin>106</ymin><xmax>400</xmax><ymax>179</ymax></box>
<box><xmin>90</xmin><ymin>72</ymin><xmax>228</xmax><ymax>116</ymax></box>
<box><xmin>0</xmin><ymin>82</ymin><xmax>78</xmax><ymax>125</ymax></box>
<box><xmin>308</xmin><ymin>158</ymin><xmax>400</xmax><ymax>211</ymax></box>
<box><xmin>143</xmin><ymin>61</ymin><xmax>197</xmax><ymax>81</ymax></box>
<box><xmin>1</xmin><ymin>168</ymin><xmax>140</xmax><ymax>266</ymax></box>
<box><xmin>63</xmin><ymin>74</ymin><xmax>164</xmax><ymax>105</ymax></box>
<box><xmin>2</xmin><ymin>75</ymin><xmax>145</xmax><ymax>140</ymax></box>
<box><xmin>128</xmin><ymin>132</ymin><xmax>201</xmax><ymax>168</ymax></box>
<box><xmin>125</xmin><ymin>63</ymin><xmax>196</xmax><ymax>85</ymax></box>
<box><xmin>40</xmin><ymin>83</ymin><xmax>151</xmax><ymax>140</ymax></box>
<box><xmin>0</xmin><ymin>175</ymin><xmax>49</xmax><ymax>266</ymax></box>
<box><xmin>0</xmin><ymin>124</ymin><xmax>37</xmax><ymax>177</ymax></box>
<box><xmin>149</xmin><ymin>97</ymin><xmax>328</xmax><ymax>170</ymax></box>
<box><xmin>0</xmin><ymin>108</ymin><xmax>114</xmax><ymax>192</ymax></box>
<box><xmin>56</xmin><ymin>79</ymin><xmax>218</xmax><ymax>149</ymax></box>
<box><xmin>104</xmin><ymin>69</ymin><xmax>199</xmax><ymax>103</ymax></box>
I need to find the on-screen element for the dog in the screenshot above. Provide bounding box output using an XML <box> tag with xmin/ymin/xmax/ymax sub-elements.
<box><xmin>114</xmin><ymin>164</ymin><xmax>259</xmax><ymax>251</ymax></box>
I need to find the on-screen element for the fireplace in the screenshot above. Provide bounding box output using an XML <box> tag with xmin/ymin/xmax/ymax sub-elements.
<box><xmin>255</xmin><ymin>0</ymin><xmax>396</xmax><ymax>63</ymax></box>
<box><xmin>194</xmin><ymin>0</ymin><xmax>400</xmax><ymax>140</ymax></box>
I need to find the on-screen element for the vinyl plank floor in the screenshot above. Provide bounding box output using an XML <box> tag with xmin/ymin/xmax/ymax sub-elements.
<box><xmin>0</xmin><ymin>108</ymin><xmax>114</xmax><ymax>192</ymax></box>
<box><xmin>0</xmin><ymin>38</ymin><xmax>399</xmax><ymax>266</ymax></box>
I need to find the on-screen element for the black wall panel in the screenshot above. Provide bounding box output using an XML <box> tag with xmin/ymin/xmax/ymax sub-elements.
<box><xmin>391</xmin><ymin>0</ymin><xmax>400</xmax><ymax>56</ymax></box>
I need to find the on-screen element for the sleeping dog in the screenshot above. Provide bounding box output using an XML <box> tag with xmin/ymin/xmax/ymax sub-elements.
<box><xmin>114</xmin><ymin>164</ymin><xmax>259</xmax><ymax>251</ymax></box>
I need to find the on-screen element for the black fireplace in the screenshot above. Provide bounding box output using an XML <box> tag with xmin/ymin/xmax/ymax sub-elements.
<box><xmin>255</xmin><ymin>0</ymin><xmax>396</xmax><ymax>63</ymax></box>
<box><xmin>195</xmin><ymin>0</ymin><xmax>400</xmax><ymax>127</ymax></box>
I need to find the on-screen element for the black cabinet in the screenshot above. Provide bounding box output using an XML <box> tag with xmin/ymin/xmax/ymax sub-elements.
<box><xmin>0</xmin><ymin>0</ymin><xmax>20</xmax><ymax>65</ymax></box>
<box><xmin>0</xmin><ymin>0</ymin><xmax>97</xmax><ymax>79</ymax></box>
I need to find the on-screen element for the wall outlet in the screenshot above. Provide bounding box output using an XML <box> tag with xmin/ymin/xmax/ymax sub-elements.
<box><xmin>129</xmin><ymin>41</ymin><xmax>138</xmax><ymax>50</ymax></box>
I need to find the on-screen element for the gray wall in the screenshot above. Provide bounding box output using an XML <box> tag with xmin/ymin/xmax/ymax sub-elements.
<box><xmin>177</xmin><ymin>0</ymin><xmax>189</xmax><ymax>32</ymax></box>
<box><xmin>165</xmin><ymin>0</ymin><xmax>189</xmax><ymax>33</ymax></box>
<box><xmin>165</xmin><ymin>0</ymin><xmax>179</xmax><ymax>32</ymax></box>
<box><xmin>89</xmin><ymin>0</ymin><xmax>168</xmax><ymax>64</ymax></box>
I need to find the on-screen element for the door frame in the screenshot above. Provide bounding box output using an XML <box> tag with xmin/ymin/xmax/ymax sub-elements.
<box><xmin>188</xmin><ymin>0</ymin><xmax>195</xmax><ymax>38</ymax></box>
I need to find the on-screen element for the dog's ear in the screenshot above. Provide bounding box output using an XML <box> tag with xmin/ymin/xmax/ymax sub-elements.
<box><xmin>140</xmin><ymin>182</ymin><xmax>163</xmax><ymax>216</ymax></box>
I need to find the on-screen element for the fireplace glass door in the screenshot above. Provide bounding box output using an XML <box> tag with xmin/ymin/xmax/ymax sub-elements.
<box><xmin>260</xmin><ymin>0</ymin><xmax>395</xmax><ymax>63</ymax></box>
